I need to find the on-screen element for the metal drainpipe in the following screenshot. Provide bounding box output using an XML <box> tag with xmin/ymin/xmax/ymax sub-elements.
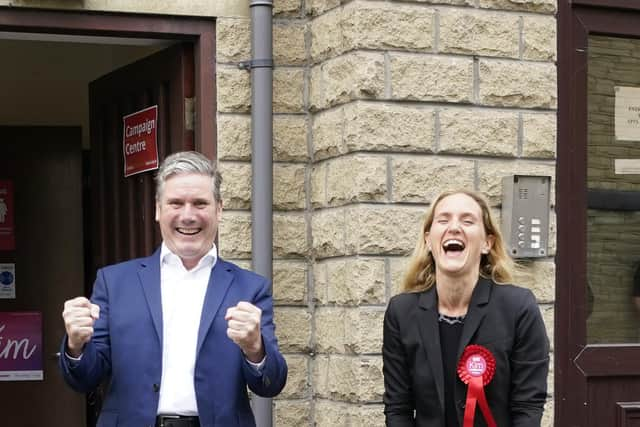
<box><xmin>249</xmin><ymin>0</ymin><xmax>273</xmax><ymax>426</ymax></box>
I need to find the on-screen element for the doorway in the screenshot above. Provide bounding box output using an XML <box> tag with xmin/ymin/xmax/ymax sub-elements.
<box><xmin>0</xmin><ymin>126</ymin><xmax>85</xmax><ymax>426</ymax></box>
<box><xmin>0</xmin><ymin>7</ymin><xmax>216</xmax><ymax>426</ymax></box>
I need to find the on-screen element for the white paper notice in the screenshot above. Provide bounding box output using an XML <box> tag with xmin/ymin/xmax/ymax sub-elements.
<box><xmin>615</xmin><ymin>86</ymin><xmax>640</xmax><ymax>141</ymax></box>
<box><xmin>614</xmin><ymin>159</ymin><xmax>640</xmax><ymax>175</ymax></box>
<box><xmin>0</xmin><ymin>263</ymin><xmax>15</xmax><ymax>299</ymax></box>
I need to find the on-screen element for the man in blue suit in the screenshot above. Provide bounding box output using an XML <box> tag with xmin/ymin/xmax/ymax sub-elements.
<box><xmin>60</xmin><ymin>151</ymin><xmax>287</xmax><ymax>427</ymax></box>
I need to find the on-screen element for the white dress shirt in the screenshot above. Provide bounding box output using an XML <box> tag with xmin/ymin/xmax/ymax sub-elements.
<box><xmin>157</xmin><ymin>243</ymin><xmax>217</xmax><ymax>415</ymax></box>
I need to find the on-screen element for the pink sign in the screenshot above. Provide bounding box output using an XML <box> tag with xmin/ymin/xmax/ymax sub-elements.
<box><xmin>122</xmin><ymin>105</ymin><xmax>159</xmax><ymax>177</ymax></box>
<box><xmin>0</xmin><ymin>180</ymin><xmax>15</xmax><ymax>251</ymax></box>
<box><xmin>0</xmin><ymin>311</ymin><xmax>42</xmax><ymax>381</ymax></box>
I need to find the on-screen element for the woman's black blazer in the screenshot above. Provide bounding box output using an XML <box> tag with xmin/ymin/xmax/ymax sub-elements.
<box><xmin>383</xmin><ymin>278</ymin><xmax>549</xmax><ymax>427</ymax></box>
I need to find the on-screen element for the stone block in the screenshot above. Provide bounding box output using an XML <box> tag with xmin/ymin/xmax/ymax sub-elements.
<box><xmin>312</xmin><ymin>208</ymin><xmax>348</xmax><ymax>258</ymax></box>
<box><xmin>522</xmin><ymin>15</ymin><xmax>557</xmax><ymax>61</ymax></box>
<box><xmin>390</xmin><ymin>54</ymin><xmax>473</xmax><ymax>103</ymax></box>
<box><xmin>273</xmin><ymin>260</ymin><xmax>308</xmax><ymax>305</ymax></box>
<box><xmin>310</xmin><ymin>52</ymin><xmax>385</xmax><ymax>111</ymax></box>
<box><xmin>217</xmin><ymin>66</ymin><xmax>251</xmax><ymax>113</ymax></box>
<box><xmin>306</xmin><ymin>0</ymin><xmax>341</xmax><ymax>16</ymax></box>
<box><xmin>412</xmin><ymin>0</ymin><xmax>472</xmax><ymax>4</ymax></box>
<box><xmin>540</xmin><ymin>303</ymin><xmax>554</xmax><ymax>352</ymax></box>
<box><xmin>311</xmin><ymin>162</ymin><xmax>327</xmax><ymax>207</ymax></box>
<box><xmin>392</xmin><ymin>156</ymin><xmax>475</xmax><ymax>203</ymax></box>
<box><xmin>319</xmin><ymin>257</ymin><xmax>386</xmax><ymax>305</ymax></box>
<box><xmin>274</xmin><ymin>68</ymin><xmax>305</xmax><ymax>113</ymax></box>
<box><xmin>478</xmin><ymin>59</ymin><xmax>557</xmax><ymax>108</ymax></box>
<box><xmin>274</xmin><ymin>163</ymin><xmax>307</xmax><ymax>210</ymax></box>
<box><xmin>439</xmin><ymin>9</ymin><xmax>518</xmax><ymax>58</ymax></box>
<box><xmin>344</xmin><ymin>102</ymin><xmax>435</xmax><ymax>154</ymax></box>
<box><xmin>274</xmin><ymin>0</ymin><xmax>303</xmax><ymax>17</ymax></box>
<box><xmin>325</xmin><ymin>155</ymin><xmax>388</xmax><ymax>206</ymax></box>
<box><xmin>275</xmin><ymin>307</ymin><xmax>312</xmax><ymax>352</ymax></box>
<box><xmin>313</xmin><ymin>355</ymin><xmax>384</xmax><ymax>402</ymax></box>
<box><xmin>280</xmin><ymin>354</ymin><xmax>309</xmax><ymax>398</ymax></box>
<box><xmin>343</xmin><ymin>1</ymin><xmax>434</xmax><ymax>52</ymax></box>
<box><xmin>389</xmin><ymin>256</ymin><xmax>411</xmax><ymax>295</ymax></box>
<box><xmin>313</xmin><ymin>400</ymin><xmax>385</xmax><ymax>427</ymax></box>
<box><xmin>217</xmin><ymin>114</ymin><xmax>251</xmax><ymax>161</ymax></box>
<box><xmin>439</xmin><ymin>108</ymin><xmax>518</xmax><ymax>156</ymax></box>
<box><xmin>218</xmin><ymin>115</ymin><xmax>308</xmax><ymax>162</ymax></box>
<box><xmin>517</xmin><ymin>260</ymin><xmax>555</xmax><ymax>303</ymax></box>
<box><xmin>315</xmin><ymin>307</ymin><xmax>385</xmax><ymax>354</ymax></box>
<box><xmin>522</xmin><ymin>112</ymin><xmax>556</xmax><ymax>159</ymax></box>
<box><xmin>310</xmin><ymin>7</ymin><xmax>344</xmax><ymax>61</ymax></box>
<box><xmin>312</xmin><ymin>107</ymin><xmax>347</xmax><ymax>160</ymax></box>
<box><xmin>274</xmin><ymin>213</ymin><xmax>309</xmax><ymax>257</ymax></box>
<box><xmin>274</xmin><ymin>22</ymin><xmax>306</xmax><ymax>65</ymax></box>
<box><xmin>345</xmin><ymin>205</ymin><xmax>425</xmax><ymax>255</ymax></box>
<box><xmin>216</xmin><ymin>18</ymin><xmax>250</xmax><ymax>63</ymax></box>
<box><xmin>219</xmin><ymin>162</ymin><xmax>251</xmax><ymax>209</ymax></box>
<box><xmin>274</xmin><ymin>400</ymin><xmax>311</xmax><ymax>427</ymax></box>
<box><xmin>478</xmin><ymin>0</ymin><xmax>556</xmax><ymax>13</ymax></box>
<box><xmin>274</xmin><ymin>115</ymin><xmax>309</xmax><ymax>162</ymax></box>
<box><xmin>219</xmin><ymin>211</ymin><xmax>252</xmax><ymax>259</ymax></box>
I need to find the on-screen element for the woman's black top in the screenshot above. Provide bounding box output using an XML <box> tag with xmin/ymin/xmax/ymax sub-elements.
<box><xmin>439</xmin><ymin>313</ymin><xmax>465</xmax><ymax>427</ymax></box>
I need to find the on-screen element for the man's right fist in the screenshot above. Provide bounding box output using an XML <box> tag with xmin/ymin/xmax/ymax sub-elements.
<box><xmin>62</xmin><ymin>297</ymin><xmax>100</xmax><ymax>358</ymax></box>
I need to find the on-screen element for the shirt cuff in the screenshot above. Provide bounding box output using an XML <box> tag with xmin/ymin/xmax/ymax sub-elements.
<box><xmin>246</xmin><ymin>355</ymin><xmax>266</xmax><ymax>371</ymax></box>
<box><xmin>65</xmin><ymin>351</ymin><xmax>83</xmax><ymax>362</ymax></box>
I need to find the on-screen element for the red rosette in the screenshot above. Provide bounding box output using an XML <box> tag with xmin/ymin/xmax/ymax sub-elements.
<box><xmin>457</xmin><ymin>345</ymin><xmax>497</xmax><ymax>427</ymax></box>
<box><xmin>457</xmin><ymin>344</ymin><xmax>496</xmax><ymax>386</ymax></box>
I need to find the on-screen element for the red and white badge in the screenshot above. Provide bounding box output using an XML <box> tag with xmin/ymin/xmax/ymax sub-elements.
<box><xmin>458</xmin><ymin>345</ymin><xmax>497</xmax><ymax>427</ymax></box>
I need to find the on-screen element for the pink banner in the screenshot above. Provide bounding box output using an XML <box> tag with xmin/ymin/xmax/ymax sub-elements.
<box><xmin>0</xmin><ymin>311</ymin><xmax>42</xmax><ymax>381</ymax></box>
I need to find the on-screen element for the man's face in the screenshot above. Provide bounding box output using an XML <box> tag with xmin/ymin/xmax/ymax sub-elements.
<box><xmin>155</xmin><ymin>173</ymin><xmax>221</xmax><ymax>269</ymax></box>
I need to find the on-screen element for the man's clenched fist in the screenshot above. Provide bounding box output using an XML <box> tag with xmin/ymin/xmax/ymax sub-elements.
<box><xmin>62</xmin><ymin>297</ymin><xmax>100</xmax><ymax>358</ymax></box>
<box><xmin>225</xmin><ymin>301</ymin><xmax>264</xmax><ymax>363</ymax></box>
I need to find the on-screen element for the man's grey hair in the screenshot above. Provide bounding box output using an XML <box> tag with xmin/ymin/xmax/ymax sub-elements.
<box><xmin>155</xmin><ymin>151</ymin><xmax>222</xmax><ymax>202</ymax></box>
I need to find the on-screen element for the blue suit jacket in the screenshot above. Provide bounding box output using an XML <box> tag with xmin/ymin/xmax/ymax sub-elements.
<box><xmin>59</xmin><ymin>249</ymin><xmax>288</xmax><ymax>427</ymax></box>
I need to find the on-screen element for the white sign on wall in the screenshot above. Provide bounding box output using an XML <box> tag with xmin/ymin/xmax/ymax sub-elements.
<box><xmin>614</xmin><ymin>86</ymin><xmax>640</xmax><ymax>141</ymax></box>
<box><xmin>614</xmin><ymin>159</ymin><xmax>640</xmax><ymax>175</ymax></box>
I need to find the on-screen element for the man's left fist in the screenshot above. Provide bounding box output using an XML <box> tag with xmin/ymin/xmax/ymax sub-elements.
<box><xmin>225</xmin><ymin>301</ymin><xmax>264</xmax><ymax>363</ymax></box>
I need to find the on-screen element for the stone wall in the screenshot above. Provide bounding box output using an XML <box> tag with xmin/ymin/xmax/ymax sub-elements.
<box><xmin>216</xmin><ymin>0</ymin><xmax>557</xmax><ymax>425</ymax></box>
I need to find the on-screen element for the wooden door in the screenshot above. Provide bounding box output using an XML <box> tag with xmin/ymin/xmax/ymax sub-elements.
<box><xmin>89</xmin><ymin>42</ymin><xmax>195</xmax><ymax>268</ymax></box>
<box><xmin>558</xmin><ymin>2</ymin><xmax>640</xmax><ymax>426</ymax></box>
<box><xmin>86</xmin><ymin>42</ymin><xmax>195</xmax><ymax>424</ymax></box>
<box><xmin>0</xmin><ymin>126</ymin><xmax>85</xmax><ymax>427</ymax></box>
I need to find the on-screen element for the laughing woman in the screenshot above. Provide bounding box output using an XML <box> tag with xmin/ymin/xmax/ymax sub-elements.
<box><xmin>382</xmin><ymin>190</ymin><xmax>549</xmax><ymax>427</ymax></box>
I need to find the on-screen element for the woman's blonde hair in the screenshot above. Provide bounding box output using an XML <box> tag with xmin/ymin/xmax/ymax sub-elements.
<box><xmin>401</xmin><ymin>189</ymin><xmax>516</xmax><ymax>293</ymax></box>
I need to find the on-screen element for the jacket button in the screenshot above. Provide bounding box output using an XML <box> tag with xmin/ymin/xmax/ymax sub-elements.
<box><xmin>153</xmin><ymin>383</ymin><xmax>160</xmax><ymax>392</ymax></box>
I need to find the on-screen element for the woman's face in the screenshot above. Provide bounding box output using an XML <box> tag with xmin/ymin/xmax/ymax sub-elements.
<box><xmin>426</xmin><ymin>193</ymin><xmax>494</xmax><ymax>279</ymax></box>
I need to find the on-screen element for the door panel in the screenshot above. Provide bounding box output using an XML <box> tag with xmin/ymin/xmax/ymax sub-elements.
<box><xmin>558</xmin><ymin>4</ymin><xmax>640</xmax><ymax>427</ymax></box>
<box><xmin>89</xmin><ymin>42</ymin><xmax>194</xmax><ymax>268</ymax></box>
<box><xmin>87</xmin><ymin>42</ymin><xmax>195</xmax><ymax>426</ymax></box>
<box><xmin>0</xmin><ymin>126</ymin><xmax>85</xmax><ymax>427</ymax></box>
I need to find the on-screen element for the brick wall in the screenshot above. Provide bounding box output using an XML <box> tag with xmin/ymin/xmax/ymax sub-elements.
<box><xmin>215</xmin><ymin>0</ymin><xmax>557</xmax><ymax>425</ymax></box>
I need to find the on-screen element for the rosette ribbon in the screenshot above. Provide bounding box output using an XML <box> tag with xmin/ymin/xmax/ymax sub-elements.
<box><xmin>457</xmin><ymin>344</ymin><xmax>497</xmax><ymax>427</ymax></box>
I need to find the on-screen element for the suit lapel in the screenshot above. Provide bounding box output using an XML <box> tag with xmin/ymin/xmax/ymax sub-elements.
<box><xmin>196</xmin><ymin>259</ymin><xmax>234</xmax><ymax>356</ymax></box>
<box><xmin>417</xmin><ymin>288</ymin><xmax>445</xmax><ymax>414</ymax></box>
<box><xmin>457</xmin><ymin>278</ymin><xmax>492</xmax><ymax>360</ymax></box>
<box><xmin>138</xmin><ymin>249</ymin><xmax>163</xmax><ymax>344</ymax></box>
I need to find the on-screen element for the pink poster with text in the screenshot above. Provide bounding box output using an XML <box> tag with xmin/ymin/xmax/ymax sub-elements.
<box><xmin>0</xmin><ymin>311</ymin><xmax>43</xmax><ymax>381</ymax></box>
